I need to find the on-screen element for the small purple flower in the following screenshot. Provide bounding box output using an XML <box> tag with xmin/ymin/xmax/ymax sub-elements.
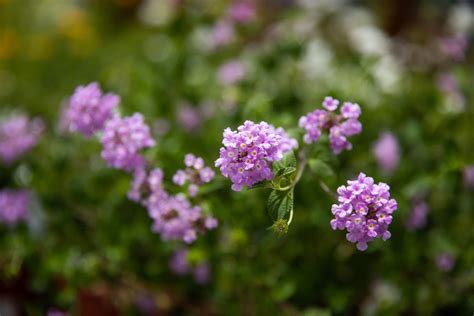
<box><xmin>128</xmin><ymin>167</ymin><xmax>165</xmax><ymax>204</ymax></box>
<box><xmin>439</xmin><ymin>34</ymin><xmax>468</xmax><ymax>62</ymax></box>
<box><xmin>437</xmin><ymin>73</ymin><xmax>459</xmax><ymax>94</ymax></box>
<box><xmin>299</xmin><ymin>97</ymin><xmax>362</xmax><ymax>154</ymax></box>
<box><xmin>373</xmin><ymin>132</ymin><xmax>400</xmax><ymax>173</ymax></box>
<box><xmin>0</xmin><ymin>189</ymin><xmax>30</xmax><ymax>226</ymax></box>
<box><xmin>0</xmin><ymin>115</ymin><xmax>44</xmax><ymax>165</ymax></box>
<box><xmin>177</xmin><ymin>104</ymin><xmax>202</xmax><ymax>132</ymax></box>
<box><xmin>47</xmin><ymin>309</ymin><xmax>68</xmax><ymax>316</ymax></box>
<box><xmin>463</xmin><ymin>165</ymin><xmax>474</xmax><ymax>189</ymax></box>
<box><xmin>169</xmin><ymin>249</ymin><xmax>190</xmax><ymax>275</ymax></box>
<box><xmin>194</xmin><ymin>262</ymin><xmax>211</xmax><ymax>284</ymax></box>
<box><xmin>173</xmin><ymin>153</ymin><xmax>215</xmax><ymax>197</ymax></box>
<box><xmin>322</xmin><ymin>96</ymin><xmax>339</xmax><ymax>111</ymax></box>
<box><xmin>65</xmin><ymin>82</ymin><xmax>119</xmax><ymax>137</ymax></box>
<box><xmin>436</xmin><ymin>253</ymin><xmax>455</xmax><ymax>272</ymax></box>
<box><xmin>210</xmin><ymin>20</ymin><xmax>235</xmax><ymax>48</ymax></box>
<box><xmin>218</xmin><ymin>60</ymin><xmax>246</xmax><ymax>85</ymax></box>
<box><xmin>331</xmin><ymin>173</ymin><xmax>397</xmax><ymax>251</ymax></box>
<box><xmin>405</xmin><ymin>200</ymin><xmax>429</xmax><ymax>231</ymax></box>
<box><xmin>135</xmin><ymin>294</ymin><xmax>157</xmax><ymax>316</ymax></box>
<box><xmin>215</xmin><ymin>120</ymin><xmax>298</xmax><ymax>191</ymax></box>
<box><xmin>170</xmin><ymin>249</ymin><xmax>212</xmax><ymax>284</ymax></box>
<box><xmin>228</xmin><ymin>1</ymin><xmax>256</xmax><ymax>24</ymax></box>
<box><xmin>100</xmin><ymin>113</ymin><xmax>155</xmax><ymax>172</ymax></box>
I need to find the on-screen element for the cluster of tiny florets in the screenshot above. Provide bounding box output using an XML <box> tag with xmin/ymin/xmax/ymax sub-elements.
<box><xmin>173</xmin><ymin>154</ymin><xmax>215</xmax><ymax>197</ymax></box>
<box><xmin>101</xmin><ymin>113</ymin><xmax>155</xmax><ymax>171</ymax></box>
<box><xmin>299</xmin><ymin>96</ymin><xmax>362</xmax><ymax>154</ymax></box>
<box><xmin>149</xmin><ymin>193</ymin><xmax>218</xmax><ymax>244</ymax></box>
<box><xmin>0</xmin><ymin>115</ymin><xmax>44</xmax><ymax>165</ymax></box>
<box><xmin>0</xmin><ymin>189</ymin><xmax>30</xmax><ymax>226</ymax></box>
<box><xmin>129</xmin><ymin>167</ymin><xmax>218</xmax><ymax>243</ymax></box>
<box><xmin>331</xmin><ymin>173</ymin><xmax>397</xmax><ymax>251</ymax></box>
<box><xmin>215</xmin><ymin>120</ymin><xmax>298</xmax><ymax>191</ymax></box>
<box><xmin>65</xmin><ymin>82</ymin><xmax>119</xmax><ymax>137</ymax></box>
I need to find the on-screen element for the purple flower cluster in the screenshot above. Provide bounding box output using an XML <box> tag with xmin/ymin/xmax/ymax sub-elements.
<box><xmin>215</xmin><ymin>120</ymin><xmax>298</xmax><ymax>191</ymax></box>
<box><xmin>169</xmin><ymin>249</ymin><xmax>211</xmax><ymax>284</ymax></box>
<box><xmin>299</xmin><ymin>96</ymin><xmax>362</xmax><ymax>154</ymax></box>
<box><xmin>65</xmin><ymin>82</ymin><xmax>119</xmax><ymax>137</ymax></box>
<box><xmin>173</xmin><ymin>154</ymin><xmax>215</xmax><ymax>197</ymax></box>
<box><xmin>0</xmin><ymin>189</ymin><xmax>30</xmax><ymax>226</ymax></box>
<box><xmin>150</xmin><ymin>194</ymin><xmax>218</xmax><ymax>243</ymax></box>
<box><xmin>128</xmin><ymin>167</ymin><xmax>166</xmax><ymax>204</ymax></box>
<box><xmin>101</xmin><ymin>113</ymin><xmax>155</xmax><ymax>171</ymax></box>
<box><xmin>0</xmin><ymin>115</ymin><xmax>44</xmax><ymax>165</ymax></box>
<box><xmin>373</xmin><ymin>132</ymin><xmax>400</xmax><ymax>173</ymax></box>
<box><xmin>331</xmin><ymin>173</ymin><xmax>398</xmax><ymax>251</ymax></box>
<box><xmin>129</xmin><ymin>167</ymin><xmax>218</xmax><ymax>243</ymax></box>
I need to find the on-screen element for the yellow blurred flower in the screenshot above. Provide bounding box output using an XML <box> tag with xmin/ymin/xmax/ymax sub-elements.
<box><xmin>57</xmin><ymin>8</ymin><xmax>97</xmax><ymax>57</ymax></box>
<box><xmin>0</xmin><ymin>29</ymin><xmax>19</xmax><ymax>60</ymax></box>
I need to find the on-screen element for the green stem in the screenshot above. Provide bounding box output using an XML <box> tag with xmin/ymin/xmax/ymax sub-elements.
<box><xmin>287</xmin><ymin>208</ymin><xmax>294</xmax><ymax>225</ymax></box>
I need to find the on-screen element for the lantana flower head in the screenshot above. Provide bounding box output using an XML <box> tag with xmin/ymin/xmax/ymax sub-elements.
<box><xmin>173</xmin><ymin>153</ymin><xmax>215</xmax><ymax>197</ymax></box>
<box><xmin>65</xmin><ymin>82</ymin><xmax>119</xmax><ymax>137</ymax></box>
<box><xmin>0</xmin><ymin>189</ymin><xmax>31</xmax><ymax>226</ymax></box>
<box><xmin>331</xmin><ymin>173</ymin><xmax>397</xmax><ymax>251</ymax></box>
<box><xmin>215</xmin><ymin>120</ymin><xmax>298</xmax><ymax>191</ymax></box>
<box><xmin>149</xmin><ymin>194</ymin><xmax>218</xmax><ymax>243</ymax></box>
<box><xmin>101</xmin><ymin>113</ymin><xmax>155</xmax><ymax>172</ymax></box>
<box><xmin>0</xmin><ymin>115</ymin><xmax>44</xmax><ymax>165</ymax></box>
<box><xmin>299</xmin><ymin>97</ymin><xmax>362</xmax><ymax>154</ymax></box>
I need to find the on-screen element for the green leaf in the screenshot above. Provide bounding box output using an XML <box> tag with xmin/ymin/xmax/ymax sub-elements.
<box><xmin>267</xmin><ymin>189</ymin><xmax>294</xmax><ymax>221</ymax></box>
<box><xmin>308</xmin><ymin>159</ymin><xmax>335</xmax><ymax>177</ymax></box>
<box><xmin>274</xmin><ymin>166</ymin><xmax>296</xmax><ymax>178</ymax></box>
<box><xmin>273</xmin><ymin>151</ymin><xmax>297</xmax><ymax>172</ymax></box>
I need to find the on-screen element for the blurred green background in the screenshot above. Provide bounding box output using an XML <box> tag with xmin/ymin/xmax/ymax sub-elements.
<box><xmin>0</xmin><ymin>0</ymin><xmax>473</xmax><ymax>315</ymax></box>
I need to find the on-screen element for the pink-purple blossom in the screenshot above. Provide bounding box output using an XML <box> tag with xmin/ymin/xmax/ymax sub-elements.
<box><xmin>0</xmin><ymin>115</ymin><xmax>44</xmax><ymax>165</ymax></box>
<box><xmin>218</xmin><ymin>60</ymin><xmax>246</xmax><ymax>85</ymax></box>
<box><xmin>101</xmin><ymin>113</ymin><xmax>155</xmax><ymax>172</ymax></box>
<box><xmin>169</xmin><ymin>249</ymin><xmax>211</xmax><ymax>284</ymax></box>
<box><xmin>173</xmin><ymin>153</ymin><xmax>215</xmax><ymax>197</ymax></box>
<box><xmin>373</xmin><ymin>132</ymin><xmax>400</xmax><ymax>173</ymax></box>
<box><xmin>436</xmin><ymin>253</ymin><xmax>455</xmax><ymax>272</ymax></box>
<box><xmin>47</xmin><ymin>309</ymin><xmax>68</xmax><ymax>316</ymax></box>
<box><xmin>149</xmin><ymin>194</ymin><xmax>217</xmax><ymax>243</ymax></box>
<box><xmin>128</xmin><ymin>167</ymin><xmax>166</xmax><ymax>204</ymax></box>
<box><xmin>65</xmin><ymin>82</ymin><xmax>119</xmax><ymax>137</ymax></box>
<box><xmin>463</xmin><ymin>165</ymin><xmax>474</xmax><ymax>189</ymax></box>
<box><xmin>331</xmin><ymin>173</ymin><xmax>398</xmax><ymax>251</ymax></box>
<box><xmin>299</xmin><ymin>97</ymin><xmax>362</xmax><ymax>154</ymax></box>
<box><xmin>215</xmin><ymin>120</ymin><xmax>298</xmax><ymax>191</ymax></box>
<box><xmin>210</xmin><ymin>20</ymin><xmax>235</xmax><ymax>48</ymax></box>
<box><xmin>439</xmin><ymin>34</ymin><xmax>468</xmax><ymax>62</ymax></box>
<box><xmin>228</xmin><ymin>1</ymin><xmax>256</xmax><ymax>24</ymax></box>
<box><xmin>129</xmin><ymin>167</ymin><xmax>217</xmax><ymax>243</ymax></box>
<box><xmin>177</xmin><ymin>104</ymin><xmax>202</xmax><ymax>132</ymax></box>
<box><xmin>405</xmin><ymin>200</ymin><xmax>429</xmax><ymax>231</ymax></box>
<box><xmin>0</xmin><ymin>189</ymin><xmax>30</xmax><ymax>226</ymax></box>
